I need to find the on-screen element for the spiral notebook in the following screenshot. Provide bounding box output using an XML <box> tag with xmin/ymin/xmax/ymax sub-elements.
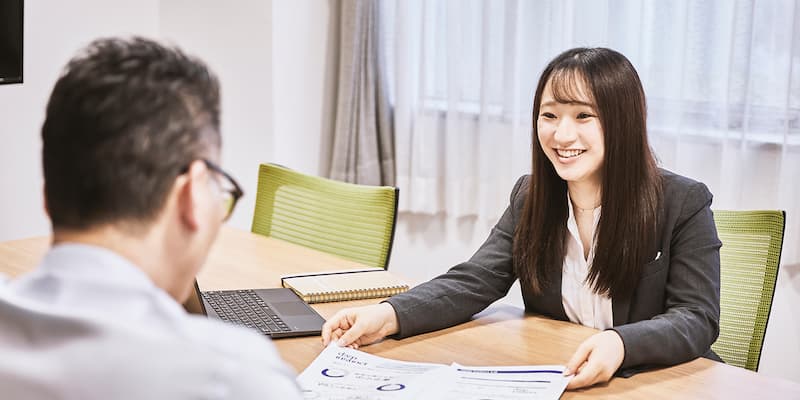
<box><xmin>280</xmin><ymin>268</ymin><xmax>410</xmax><ymax>303</ymax></box>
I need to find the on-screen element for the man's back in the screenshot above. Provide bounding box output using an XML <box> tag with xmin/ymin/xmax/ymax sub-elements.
<box><xmin>0</xmin><ymin>244</ymin><xmax>301</xmax><ymax>399</ymax></box>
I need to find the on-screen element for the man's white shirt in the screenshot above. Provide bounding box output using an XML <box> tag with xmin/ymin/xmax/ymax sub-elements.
<box><xmin>0</xmin><ymin>243</ymin><xmax>302</xmax><ymax>400</ymax></box>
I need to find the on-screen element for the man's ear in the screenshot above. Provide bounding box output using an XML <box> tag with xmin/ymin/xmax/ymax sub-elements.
<box><xmin>175</xmin><ymin>160</ymin><xmax>207</xmax><ymax>232</ymax></box>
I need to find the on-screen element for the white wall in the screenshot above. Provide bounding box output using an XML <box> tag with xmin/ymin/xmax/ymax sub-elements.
<box><xmin>158</xmin><ymin>0</ymin><xmax>274</xmax><ymax>232</ymax></box>
<box><xmin>271</xmin><ymin>0</ymin><xmax>340</xmax><ymax>177</ymax></box>
<box><xmin>760</xmin><ymin>266</ymin><xmax>800</xmax><ymax>382</ymax></box>
<box><xmin>0</xmin><ymin>0</ymin><xmax>159</xmax><ymax>241</ymax></box>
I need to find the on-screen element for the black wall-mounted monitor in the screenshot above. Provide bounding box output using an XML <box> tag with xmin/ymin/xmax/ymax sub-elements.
<box><xmin>0</xmin><ymin>0</ymin><xmax>23</xmax><ymax>85</ymax></box>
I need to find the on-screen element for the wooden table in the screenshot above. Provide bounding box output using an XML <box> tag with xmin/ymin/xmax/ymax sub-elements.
<box><xmin>2</xmin><ymin>227</ymin><xmax>799</xmax><ymax>399</ymax></box>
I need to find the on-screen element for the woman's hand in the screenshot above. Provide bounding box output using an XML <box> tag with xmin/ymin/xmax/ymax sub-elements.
<box><xmin>564</xmin><ymin>330</ymin><xmax>625</xmax><ymax>389</ymax></box>
<box><xmin>321</xmin><ymin>303</ymin><xmax>400</xmax><ymax>349</ymax></box>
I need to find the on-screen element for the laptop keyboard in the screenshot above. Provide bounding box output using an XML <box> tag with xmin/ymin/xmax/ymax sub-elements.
<box><xmin>202</xmin><ymin>290</ymin><xmax>291</xmax><ymax>335</ymax></box>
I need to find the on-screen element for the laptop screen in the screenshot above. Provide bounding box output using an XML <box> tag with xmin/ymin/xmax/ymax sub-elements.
<box><xmin>182</xmin><ymin>280</ymin><xmax>207</xmax><ymax>315</ymax></box>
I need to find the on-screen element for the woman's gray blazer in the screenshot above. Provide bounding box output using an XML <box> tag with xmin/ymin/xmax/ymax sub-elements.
<box><xmin>385</xmin><ymin>169</ymin><xmax>722</xmax><ymax>376</ymax></box>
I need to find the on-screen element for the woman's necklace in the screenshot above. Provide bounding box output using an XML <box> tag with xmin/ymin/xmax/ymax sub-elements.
<box><xmin>569</xmin><ymin>186</ymin><xmax>602</xmax><ymax>213</ymax></box>
<box><xmin>574</xmin><ymin>203</ymin><xmax>601</xmax><ymax>213</ymax></box>
<box><xmin>572</xmin><ymin>203</ymin><xmax>600</xmax><ymax>212</ymax></box>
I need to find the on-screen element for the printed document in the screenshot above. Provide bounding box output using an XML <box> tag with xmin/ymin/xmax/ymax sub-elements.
<box><xmin>429</xmin><ymin>364</ymin><xmax>570</xmax><ymax>399</ymax></box>
<box><xmin>297</xmin><ymin>344</ymin><xmax>570</xmax><ymax>399</ymax></box>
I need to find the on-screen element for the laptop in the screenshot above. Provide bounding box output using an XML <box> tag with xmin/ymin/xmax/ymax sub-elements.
<box><xmin>183</xmin><ymin>280</ymin><xmax>326</xmax><ymax>338</ymax></box>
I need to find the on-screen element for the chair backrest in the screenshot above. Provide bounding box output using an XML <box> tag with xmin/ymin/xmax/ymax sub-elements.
<box><xmin>252</xmin><ymin>163</ymin><xmax>399</xmax><ymax>270</ymax></box>
<box><xmin>711</xmin><ymin>210</ymin><xmax>786</xmax><ymax>372</ymax></box>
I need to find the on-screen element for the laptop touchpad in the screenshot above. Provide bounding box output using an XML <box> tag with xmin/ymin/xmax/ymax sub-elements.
<box><xmin>272</xmin><ymin>301</ymin><xmax>314</xmax><ymax>316</ymax></box>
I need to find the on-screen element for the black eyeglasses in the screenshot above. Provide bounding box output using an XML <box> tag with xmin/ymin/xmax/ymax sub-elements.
<box><xmin>182</xmin><ymin>159</ymin><xmax>244</xmax><ymax>221</ymax></box>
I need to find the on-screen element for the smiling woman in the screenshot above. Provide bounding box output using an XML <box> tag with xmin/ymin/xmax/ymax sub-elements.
<box><xmin>537</xmin><ymin>79</ymin><xmax>604</xmax><ymax>189</ymax></box>
<box><xmin>320</xmin><ymin>47</ymin><xmax>722</xmax><ymax>392</ymax></box>
<box><xmin>519</xmin><ymin>48</ymin><xmax>661</xmax><ymax>303</ymax></box>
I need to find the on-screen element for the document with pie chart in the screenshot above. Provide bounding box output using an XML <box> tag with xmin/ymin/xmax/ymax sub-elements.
<box><xmin>297</xmin><ymin>344</ymin><xmax>445</xmax><ymax>399</ymax></box>
<box><xmin>297</xmin><ymin>344</ymin><xmax>569</xmax><ymax>399</ymax></box>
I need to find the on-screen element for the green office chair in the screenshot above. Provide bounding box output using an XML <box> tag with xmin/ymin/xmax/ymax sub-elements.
<box><xmin>711</xmin><ymin>210</ymin><xmax>786</xmax><ymax>372</ymax></box>
<box><xmin>252</xmin><ymin>163</ymin><xmax>399</xmax><ymax>270</ymax></box>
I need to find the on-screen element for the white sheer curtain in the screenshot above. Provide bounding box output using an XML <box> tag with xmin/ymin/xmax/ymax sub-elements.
<box><xmin>383</xmin><ymin>0</ymin><xmax>800</xmax><ymax>264</ymax></box>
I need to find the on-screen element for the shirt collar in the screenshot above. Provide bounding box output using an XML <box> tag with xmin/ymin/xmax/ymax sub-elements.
<box><xmin>38</xmin><ymin>243</ymin><xmax>156</xmax><ymax>291</ymax></box>
<box><xmin>565</xmin><ymin>191</ymin><xmax>602</xmax><ymax>259</ymax></box>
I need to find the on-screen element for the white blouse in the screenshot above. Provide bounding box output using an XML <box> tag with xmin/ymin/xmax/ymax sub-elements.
<box><xmin>562</xmin><ymin>193</ymin><xmax>614</xmax><ymax>330</ymax></box>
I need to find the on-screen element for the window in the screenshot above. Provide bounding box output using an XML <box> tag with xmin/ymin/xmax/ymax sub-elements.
<box><xmin>384</xmin><ymin>0</ymin><xmax>800</xmax><ymax>144</ymax></box>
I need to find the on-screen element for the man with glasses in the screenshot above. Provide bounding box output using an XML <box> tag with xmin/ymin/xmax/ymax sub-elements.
<box><xmin>0</xmin><ymin>38</ymin><xmax>302</xmax><ymax>399</ymax></box>
<box><xmin>192</xmin><ymin>159</ymin><xmax>244</xmax><ymax>221</ymax></box>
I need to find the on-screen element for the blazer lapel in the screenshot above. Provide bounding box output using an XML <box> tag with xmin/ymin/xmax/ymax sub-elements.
<box><xmin>547</xmin><ymin>267</ymin><xmax>569</xmax><ymax>321</ymax></box>
<box><xmin>522</xmin><ymin>266</ymin><xmax>570</xmax><ymax>322</ymax></box>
